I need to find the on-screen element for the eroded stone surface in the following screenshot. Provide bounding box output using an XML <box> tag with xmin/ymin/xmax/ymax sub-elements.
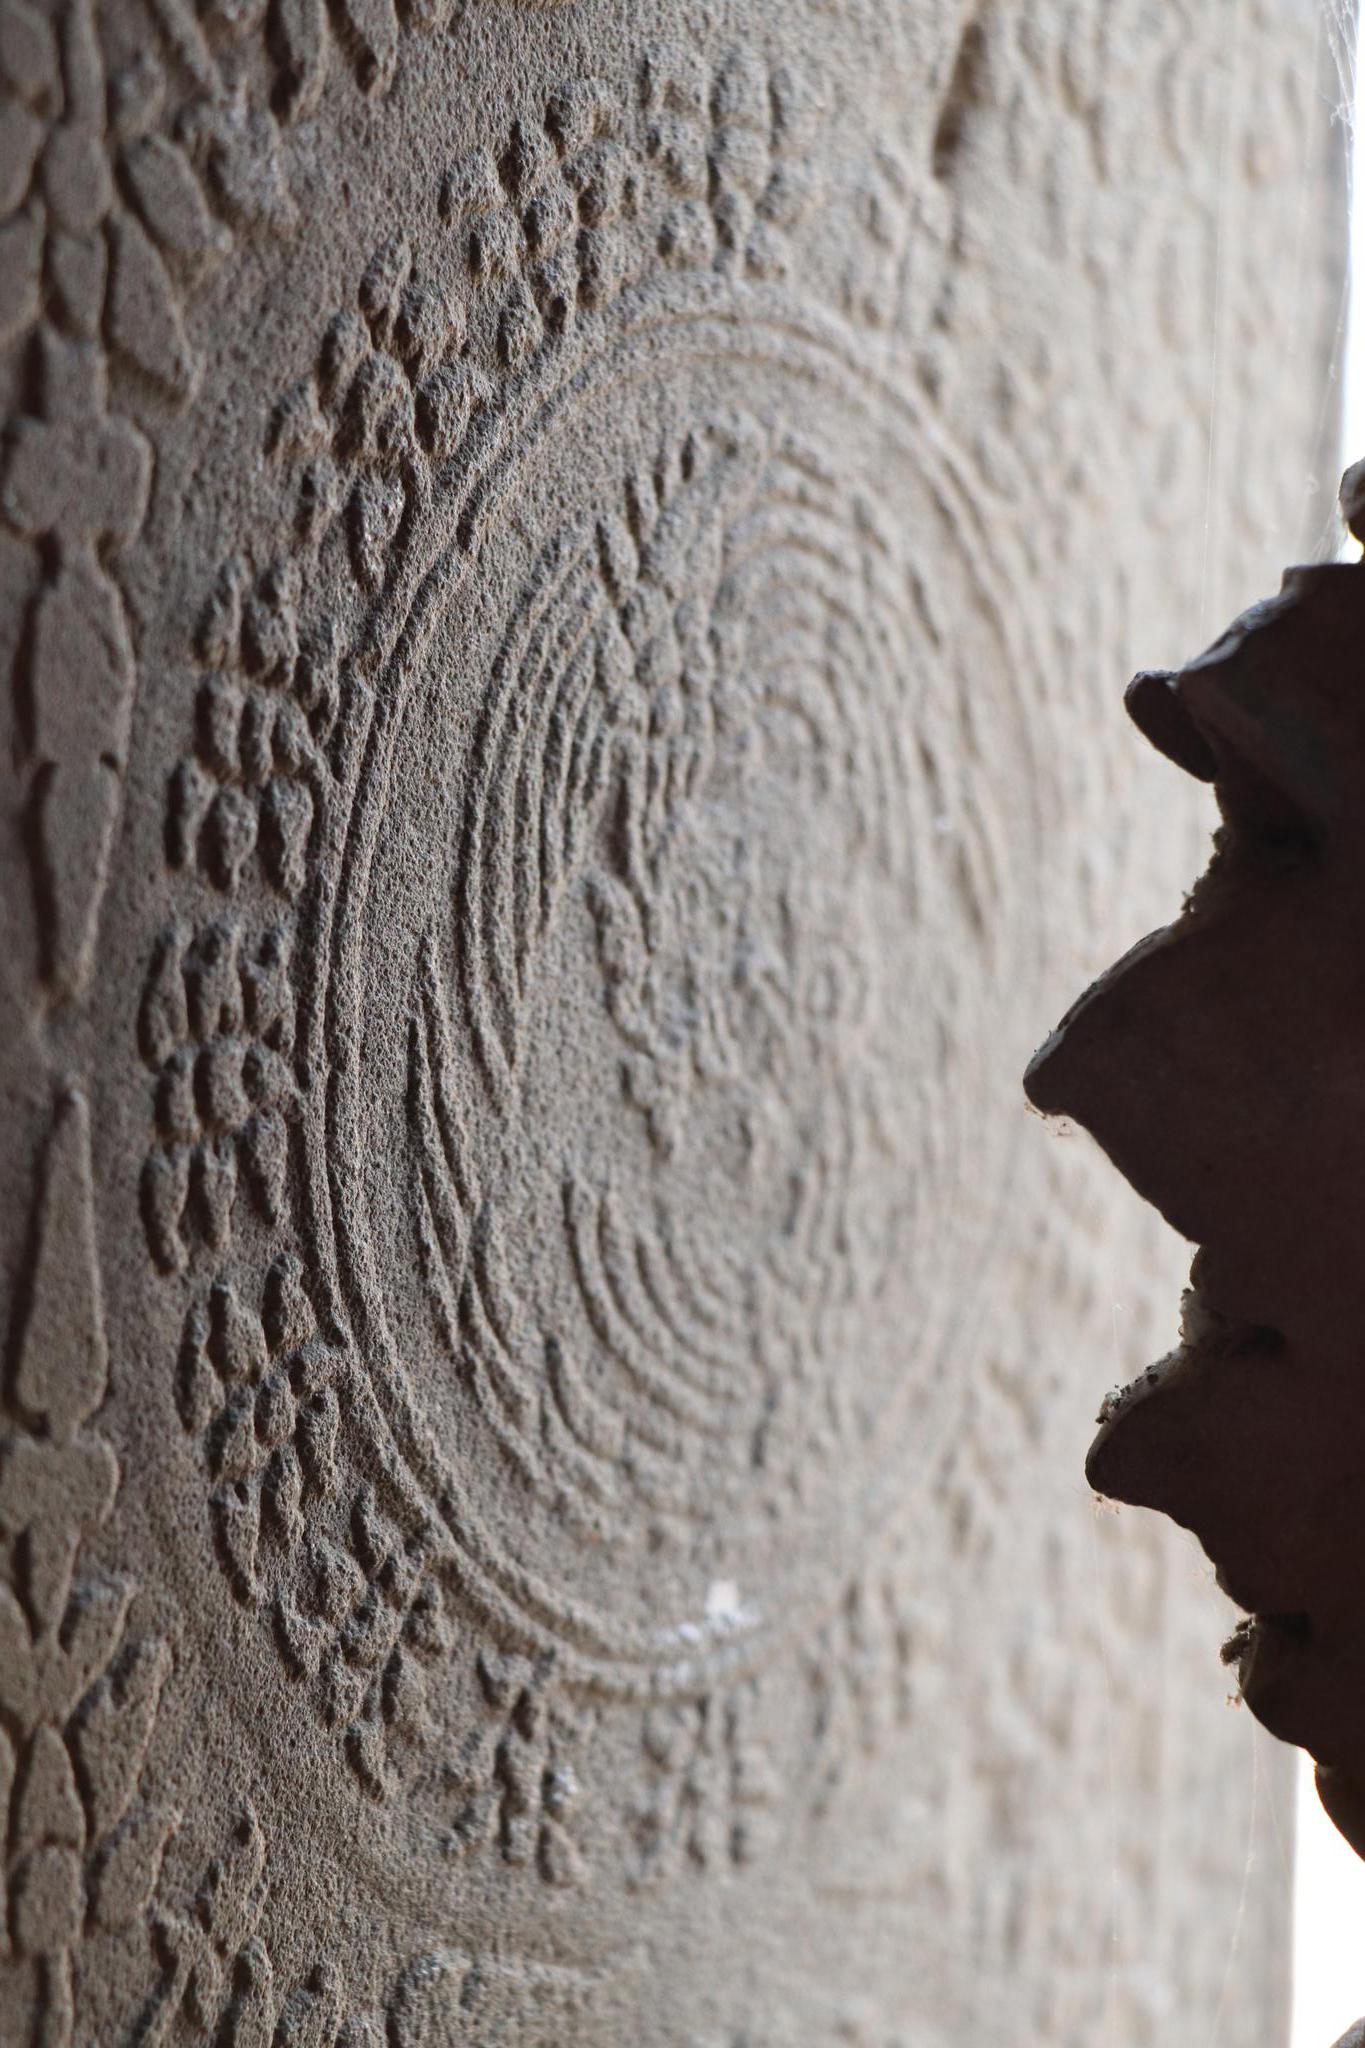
<box><xmin>0</xmin><ymin>1</ymin><xmax>1343</xmax><ymax>2040</ymax></box>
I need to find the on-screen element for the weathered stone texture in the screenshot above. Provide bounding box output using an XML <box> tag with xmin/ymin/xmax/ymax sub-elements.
<box><xmin>0</xmin><ymin>1</ymin><xmax>1342</xmax><ymax>2041</ymax></box>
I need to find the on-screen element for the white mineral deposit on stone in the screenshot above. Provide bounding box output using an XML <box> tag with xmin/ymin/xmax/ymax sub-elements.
<box><xmin>705</xmin><ymin>1580</ymin><xmax>744</xmax><ymax>1627</ymax></box>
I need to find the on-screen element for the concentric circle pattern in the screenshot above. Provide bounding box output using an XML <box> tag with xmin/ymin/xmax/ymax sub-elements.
<box><xmin>323</xmin><ymin>312</ymin><xmax>1037</xmax><ymax>1693</ymax></box>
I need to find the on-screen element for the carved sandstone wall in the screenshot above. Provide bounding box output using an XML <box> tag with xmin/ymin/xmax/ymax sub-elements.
<box><xmin>0</xmin><ymin>2</ymin><xmax>1343</xmax><ymax>2042</ymax></box>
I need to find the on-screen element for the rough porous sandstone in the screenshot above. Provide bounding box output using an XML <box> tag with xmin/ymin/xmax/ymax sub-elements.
<box><xmin>0</xmin><ymin>0</ymin><xmax>1344</xmax><ymax>2040</ymax></box>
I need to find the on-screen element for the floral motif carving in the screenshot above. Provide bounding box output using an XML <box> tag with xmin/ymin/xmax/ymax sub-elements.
<box><xmin>139</xmin><ymin>918</ymin><xmax>297</xmax><ymax>1269</ymax></box>
<box><xmin>641</xmin><ymin>44</ymin><xmax>820</xmax><ymax>281</ymax></box>
<box><xmin>140</xmin><ymin>1804</ymin><xmax>382</xmax><ymax>2045</ymax></box>
<box><xmin>171</xmin><ymin>556</ymin><xmax>335</xmax><ymax>899</ymax></box>
<box><xmin>143</xmin><ymin>1801</ymin><xmax>615</xmax><ymax>2046</ymax></box>
<box><xmin>263</xmin><ymin>48</ymin><xmax>824</xmax><ymax>620</ymax></box>
<box><xmin>3</xmin><ymin>331</ymin><xmax>150</xmax><ymax>999</ymax></box>
<box><xmin>443</xmin><ymin>1650</ymin><xmax>589</xmax><ymax>1886</ymax></box>
<box><xmin>0</xmin><ymin>1091</ymin><xmax>175</xmax><ymax>2047</ymax></box>
<box><xmin>141</xmin><ymin>48</ymin><xmax>1039</xmax><ymax>1913</ymax></box>
<box><xmin>177</xmin><ymin>1260</ymin><xmax>452</xmax><ymax>1803</ymax></box>
<box><xmin>805</xmin><ymin>1575</ymin><xmax>914</xmax><ymax>1821</ymax></box>
<box><xmin>267</xmin><ymin>233</ymin><xmax>469</xmax><ymax>596</ymax></box>
<box><xmin>50</xmin><ymin>0</ymin><xmax>1338</xmax><ymax>2028</ymax></box>
<box><xmin>0</xmin><ymin>0</ymin><xmax>297</xmax><ymax>1000</ymax></box>
<box><xmin>224</xmin><ymin>0</ymin><xmax>457</xmax><ymax>124</ymax></box>
<box><xmin>629</xmin><ymin>1686</ymin><xmax>778</xmax><ymax>1884</ymax></box>
<box><xmin>177</xmin><ymin>1255</ymin><xmax>345</xmax><ymax>1601</ymax></box>
<box><xmin>0</xmin><ymin>0</ymin><xmax>223</xmax><ymax>393</ymax></box>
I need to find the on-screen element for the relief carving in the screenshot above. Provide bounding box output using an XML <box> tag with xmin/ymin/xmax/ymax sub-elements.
<box><xmin>0</xmin><ymin>1092</ymin><xmax>174</xmax><ymax>2047</ymax></box>
<box><xmin>0</xmin><ymin>0</ymin><xmax>1340</xmax><ymax>2034</ymax></box>
<box><xmin>115</xmin><ymin>46</ymin><xmax>1050</xmax><ymax>1947</ymax></box>
<box><xmin>139</xmin><ymin>1802</ymin><xmax>608</xmax><ymax>2046</ymax></box>
<box><xmin>139</xmin><ymin>919</ymin><xmax>296</xmax><ymax>1268</ymax></box>
<box><xmin>0</xmin><ymin>0</ymin><xmax>295</xmax><ymax>1003</ymax></box>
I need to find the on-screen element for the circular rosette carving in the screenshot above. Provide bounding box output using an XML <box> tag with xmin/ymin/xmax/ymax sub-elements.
<box><xmin>313</xmin><ymin>303</ymin><xmax>1040</xmax><ymax>1699</ymax></box>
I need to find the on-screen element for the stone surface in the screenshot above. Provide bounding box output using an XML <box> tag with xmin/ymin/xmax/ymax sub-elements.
<box><xmin>0</xmin><ymin>0</ymin><xmax>1343</xmax><ymax>2041</ymax></box>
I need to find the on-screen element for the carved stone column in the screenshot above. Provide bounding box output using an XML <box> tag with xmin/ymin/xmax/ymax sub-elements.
<box><xmin>0</xmin><ymin>2</ymin><xmax>1343</xmax><ymax>2041</ymax></box>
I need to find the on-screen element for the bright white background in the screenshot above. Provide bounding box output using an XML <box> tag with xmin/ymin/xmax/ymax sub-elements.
<box><xmin>1291</xmin><ymin>1758</ymin><xmax>1365</xmax><ymax>2044</ymax></box>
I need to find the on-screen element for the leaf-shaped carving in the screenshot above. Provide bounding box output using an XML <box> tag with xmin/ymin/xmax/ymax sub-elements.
<box><xmin>343</xmin><ymin>344</ymin><xmax>411</xmax><ymax>460</ymax></box>
<box><xmin>203</xmin><ymin>783</ymin><xmax>258</xmax><ymax>890</ymax></box>
<box><xmin>340</xmin><ymin>1587</ymin><xmax>399</xmax><ymax>1672</ymax></box>
<box><xmin>0</xmin><ymin>97</ymin><xmax>45</xmax><ymax>216</ymax></box>
<box><xmin>40</xmin><ymin>1574</ymin><xmax>133</xmax><ymax>1723</ymax></box>
<box><xmin>211</xmin><ymin>1385</ymin><xmax>262</xmax><ymax>1484</ymax></box>
<box><xmin>274</xmin><ymin>1960</ymin><xmax>342</xmax><ymax>2046</ymax></box>
<box><xmin>13</xmin><ymin>1088</ymin><xmax>108</xmax><ymax>1444</ymax></box>
<box><xmin>262</xmin><ymin>1441</ymin><xmax>303</xmax><ymax>1547</ymax></box>
<box><xmin>195</xmin><ymin>556</ymin><xmax>246</xmax><ymax>668</ymax></box>
<box><xmin>88</xmin><ymin>1800</ymin><xmax>177</xmax><ymax>1932</ymax></box>
<box><xmin>14</xmin><ymin>1723</ymin><xmax>84</xmax><ymax>1854</ymax></box>
<box><xmin>267</xmin><ymin>375</ymin><xmax>328</xmax><ymax>461</ymax></box>
<box><xmin>199</xmin><ymin>1803</ymin><xmax>267</xmax><ymax>1958</ymax></box>
<box><xmin>296</xmin><ymin>1384</ymin><xmax>338</xmax><ymax>1495</ymax></box>
<box><xmin>185</xmin><ymin>921</ymin><xmax>244</xmax><ymax>1039</ymax></box>
<box><xmin>70</xmin><ymin>1635</ymin><xmax>172</xmax><ymax>1838</ymax></box>
<box><xmin>121</xmin><ymin>133</ymin><xmax>228</xmax><ymax>274</ymax></box>
<box><xmin>0</xmin><ymin>211</ymin><xmax>42</xmax><ymax>343</ymax></box>
<box><xmin>260</xmin><ymin>775</ymin><xmax>313</xmax><ymax>895</ymax></box>
<box><xmin>224</xmin><ymin>1931</ymin><xmax>275</xmax><ymax>2048</ymax></box>
<box><xmin>140</xmin><ymin>926</ymin><xmax>190</xmax><ymax>1066</ymax></box>
<box><xmin>381</xmin><ymin>1645</ymin><xmax>427</xmax><ymax>1735</ymax></box>
<box><xmin>403</xmin><ymin>1581</ymin><xmax>448</xmax><ymax>1660</ymax></box>
<box><xmin>25</xmin><ymin>564</ymin><xmax>137</xmax><ymax>997</ymax></box>
<box><xmin>177</xmin><ymin>1303</ymin><xmax>220</xmax><ymax>1435</ymax></box>
<box><xmin>244</xmin><ymin>1042</ymin><xmax>291</xmax><ymax>1116</ymax></box>
<box><xmin>195</xmin><ymin>1130</ymin><xmax>238</xmax><ymax>1246</ymax></box>
<box><xmin>263</xmin><ymin>1253</ymin><xmax>312</xmax><ymax>1352</ymax></box>
<box><xmin>168</xmin><ymin>755</ymin><xmax>215</xmax><ymax>867</ymax></box>
<box><xmin>240</xmin><ymin>1107</ymin><xmax>287</xmax><ymax>1222</ymax></box>
<box><xmin>247</xmin><ymin>930</ymin><xmax>294</xmax><ymax>1049</ymax></box>
<box><xmin>331</xmin><ymin>0</ymin><xmax>399</xmax><ymax>96</ymax></box>
<box><xmin>0</xmin><ymin>1432</ymin><xmax>119</xmax><ymax>1633</ymax></box>
<box><xmin>273</xmin><ymin>0</ymin><xmax>329</xmax><ymax>121</ymax></box>
<box><xmin>141</xmin><ymin>1143</ymin><xmax>191</xmax><ymax>1273</ymax></box>
<box><xmin>106</xmin><ymin>211</ymin><xmax>198</xmax><ymax>401</ymax></box>
<box><xmin>309</xmin><ymin>1536</ymin><xmax>364</xmax><ymax>1624</ymax></box>
<box><xmin>210</xmin><ymin>1278</ymin><xmax>269</xmax><ymax>1385</ymax></box>
<box><xmin>345</xmin><ymin>1715</ymin><xmax>390</xmax><ymax>1802</ymax></box>
<box><xmin>346</xmin><ymin>473</ymin><xmax>405</xmax><ymax>592</ymax></box>
<box><xmin>212</xmin><ymin>1480</ymin><xmax>262</xmax><ymax>1603</ymax></box>
<box><xmin>273</xmin><ymin>1594</ymin><xmax>322</xmax><ymax>1680</ymax></box>
<box><xmin>182</xmin><ymin>100</ymin><xmax>294</xmax><ymax>236</ymax></box>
